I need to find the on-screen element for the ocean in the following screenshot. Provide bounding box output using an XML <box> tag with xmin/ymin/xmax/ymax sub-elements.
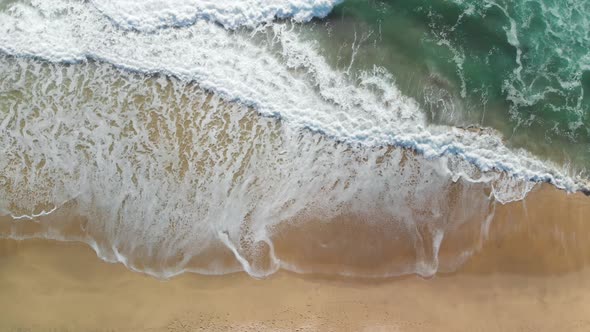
<box><xmin>0</xmin><ymin>0</ymin><xmax>588</xmax><ymax>279</ymax></box>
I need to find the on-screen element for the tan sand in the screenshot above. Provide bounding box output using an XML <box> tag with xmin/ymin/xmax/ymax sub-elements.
<box><xmin>1</xmin><ymin>184</ymin><xmax>590</xmax><ymax>332</ymax></box>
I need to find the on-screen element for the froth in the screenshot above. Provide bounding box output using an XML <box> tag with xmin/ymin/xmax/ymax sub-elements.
<box><xmin>91</xmin><ymin>0</ymin><xmax>343</xmax><ymax>30</ymax></box>
<box><xmin>0</xmin><ymin>0</ymin><xmax>585</xmax><ymax>195</ymax></box>
<box><xmin>0</xmin><ymin>58</ymin><xmax>499</xmax><ymax>278</ymax></box>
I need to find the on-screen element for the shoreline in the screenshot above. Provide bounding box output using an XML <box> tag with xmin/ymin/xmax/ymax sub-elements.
<box><xmin>2</xmin><ymin>240</ymin><xmax>590</xmax><ymax>331</ymax></box>
<box><xmin>2</xmin><ymin>183</ymin><xmax>590</xmax><ymax>331</ymax></box>
<box><xmin>3</xmin><ymin>182</ymin><xmax>590</xmax><ymax>280</ymax></box>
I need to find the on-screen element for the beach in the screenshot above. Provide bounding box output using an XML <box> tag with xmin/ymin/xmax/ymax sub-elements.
<box><xmin>2</xmin><ymin>184</ymin><xmax>590</xmax><ymax>332</ymax></box>
<box><xmin>1</xmin><ymin>0</ymin><xmax>589</xmax><ymax>330</ymax></box>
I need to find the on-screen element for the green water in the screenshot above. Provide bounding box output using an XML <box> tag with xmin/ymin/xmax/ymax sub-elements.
<box><xmin>307</xmin><ymin>0</ymin><xmax>589</xmax><ymax>170</ymax></box>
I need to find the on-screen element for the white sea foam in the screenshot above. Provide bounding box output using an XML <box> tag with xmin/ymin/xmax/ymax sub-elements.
<box><xmin>0</xmin><ymin>0</ymin><xmax>586</xmax><ymax>196</ymax></box>
<box><xmin>91</xmin><ymin>0</ymin><xmax>343</xmax><ymax>30</ymax></box>
<box><xmin>0</xmin><ymin>57</ymin><xmax>497</xmax><ymax>278</ymax></box>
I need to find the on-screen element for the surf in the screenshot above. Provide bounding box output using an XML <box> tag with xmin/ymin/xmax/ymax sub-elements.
<box><xmin>0</xmin><ymin>0</ymin><xmax>588</xmax><ymax>279</ymax></box>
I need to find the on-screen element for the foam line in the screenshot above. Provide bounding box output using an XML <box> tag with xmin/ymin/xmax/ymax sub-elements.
<box><xmin>91</xmin><ymin>0</ymin><xmax>344</xmax><ymax>30</ymax></box>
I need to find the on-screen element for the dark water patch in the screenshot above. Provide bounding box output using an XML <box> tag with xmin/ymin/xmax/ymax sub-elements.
<box><xmin>313</xmin><ymin>0</ymin><xmax>589</xmax><ymax>170</ymax></box>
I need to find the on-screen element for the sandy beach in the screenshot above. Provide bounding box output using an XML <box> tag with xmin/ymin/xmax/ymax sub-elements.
<box><xmin>2</xmin><ymin>184</ymin><xmax>590</xmax><ymax>332</ymax></box>
<box><xmin>1</xmin><ymin>0</ymin><xmax>589</xmax><ymax>330</ymax></box>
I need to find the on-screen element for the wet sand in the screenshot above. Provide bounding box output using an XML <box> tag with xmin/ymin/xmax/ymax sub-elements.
<box><xmin>1</xmin><ymin>184</ymin><xmax>590</xmax><ymax>331</ymax></box>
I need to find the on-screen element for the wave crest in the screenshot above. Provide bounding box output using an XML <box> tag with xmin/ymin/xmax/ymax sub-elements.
<box><xmin>91</xmin><ymin>0</ymin><xmax>343</xmax><ymax>30</ymax></box>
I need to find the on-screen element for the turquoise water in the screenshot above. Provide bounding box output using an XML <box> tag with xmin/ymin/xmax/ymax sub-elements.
<box><xmin>310</xmin><ymin>0</ymin><xmax>589</xmax><ymax>168</ymax></box>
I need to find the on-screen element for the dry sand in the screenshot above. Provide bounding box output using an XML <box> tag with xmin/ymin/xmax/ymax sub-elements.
<box><xmin>1</xmin><ymin>184</ymin><xmax>590</xmax><ymax>332</ymax></box>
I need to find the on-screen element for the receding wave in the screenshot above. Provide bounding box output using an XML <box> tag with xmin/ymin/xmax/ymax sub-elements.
<box><xmin>0</xmin><ymin>57</ymin><xmax>498</xmax><ymax>278</ymax></box>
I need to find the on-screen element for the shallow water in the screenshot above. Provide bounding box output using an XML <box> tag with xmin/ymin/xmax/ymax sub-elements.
<box><xmin>0</xmin><ymin>57</ymin><xmax>500</xmax><ymax>278</ymax></box>
<box><xmin>312</xmin><ymin>0</ymin><xmax>590</xmax><ymax>167</ymax></box>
